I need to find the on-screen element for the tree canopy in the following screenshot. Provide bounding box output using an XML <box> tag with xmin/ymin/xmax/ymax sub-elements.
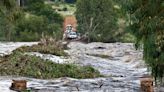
<box><xmin>76</xmin><ymin>0</ymin><xmax>118</xmax><ymax>42</ymax></box>
<box><xmin>0</xmin><ymin>0</ymin><xmax>23</xmax><ymax>41</ymax></box>
<box><xmin>123</xmin><ymin>0</ymin><xmax>164</xmax><ymax>83</ymax></box>
<box><xmin>0</xmin><ymin>0</ymin><xmax>63</xmax><ymax>41</ymax></box>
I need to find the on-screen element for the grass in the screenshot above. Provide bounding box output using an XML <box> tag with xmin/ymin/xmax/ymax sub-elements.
<box><xmin>0</xmin><ymin>51</ymin><xmax>101</xmax><ymax>79</ymax></box>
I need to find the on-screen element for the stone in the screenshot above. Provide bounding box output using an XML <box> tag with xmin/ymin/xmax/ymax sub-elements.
<box><xmin>10</xmin><ymin>80</ymin><xmax>27</xmax><ymax>91</ymax></box>
<box><xmin>140</xmin><ymin>78</ymin><xmax>154</xmax><ymax>92</ymax></box>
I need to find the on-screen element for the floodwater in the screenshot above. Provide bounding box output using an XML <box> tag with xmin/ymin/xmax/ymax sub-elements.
<box><xmin>0</xmin><ymin>42</ymin><xmax>150</xmax><ymax>92</ymax></box>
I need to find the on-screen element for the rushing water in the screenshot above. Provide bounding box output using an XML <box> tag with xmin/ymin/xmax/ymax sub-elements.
<box><xmin>0</xmin><ymin>42</ymin><xmax>38</xmax><ymax>56</ymax></box>
<box><xmin>0</xmin><ymin>42</ymin><xmax>150</xmax><ymax>92</ymax></box>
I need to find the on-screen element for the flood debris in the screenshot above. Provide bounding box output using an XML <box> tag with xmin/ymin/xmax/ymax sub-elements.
<box><xmin>10</xmin><ymin>80</ymin><xmax>27</xmax><ymax>91</ymax></box>
<box><xmin>140</xmin><ymin>78</ymin><xmax>154</xmax><ymax>92</ymax></box>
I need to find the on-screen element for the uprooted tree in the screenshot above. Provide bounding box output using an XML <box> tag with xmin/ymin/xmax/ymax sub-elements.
<box><xmin>76</xmin><ymin>0</ymin><xmax>118</xmax><ymax>42</ymax></box>
<box><xmin>122</xmin><ymin>0</ymin><xmax>164</xmax><ymax>83</ymax></box>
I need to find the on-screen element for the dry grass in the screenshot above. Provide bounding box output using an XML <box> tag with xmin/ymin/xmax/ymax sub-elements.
<box><xmin>14</xmin><ymin>37</ymin><xmax>68</xmax><ymax>56</ymax></box>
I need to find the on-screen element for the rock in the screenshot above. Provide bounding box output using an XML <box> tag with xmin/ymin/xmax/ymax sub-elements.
<box><xmin>140</xmin><ymin>78</ymin><xmax>154</xmax><ymax>92</ymax></box>
<box><xmin>10</xmin><ymin>80</ymin><xmax>27</xmax><ymax>91</ymax></box>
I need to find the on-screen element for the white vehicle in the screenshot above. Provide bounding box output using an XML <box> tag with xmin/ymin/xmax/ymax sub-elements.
<box><xmin>67</xmin><ymin>32</ymin><xmax>77</xmax><ymax>39</ymax></box>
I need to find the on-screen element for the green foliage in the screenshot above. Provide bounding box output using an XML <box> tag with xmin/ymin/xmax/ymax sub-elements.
<box><xmin>0</xmin><ymin>14</ymin><xmax>9</xmax><ymax>41</ymax></box>
<box><xmin>123</xmin><ymin>0</ymin><xmax>164</xmax><ymax>83</ymax></box>
<box><xmin>0</xmin><ymin>51</ymin><xmax>101</xmax><ymax>79</ymax></box>
<box><xmin>15</xmin><ymin>42</ymin><xmax>68</xmax><ymax>56</ymax></box>
<box><xmin>0</xmin><ymin>0</ymin><xmax>16</xmax><ymax>11</ymax></box>
<box><xmin>0</xmin><ymin>0</ymin><xmax>23</xmax><ymax>41</ymax></box>
<box><xmin>47</xmin><ymin>23</ymin><xmax>63</xmax><ymax>40</ymax></box>
<box><xmin>25</xmin><ymin>0</ymin><xmax>63</xmax><ymax>24</ymax></box>
<box><xmin>14</xmin><ymin>15</ymin><xmax>47</xmax><ymax>41</ymax></box>
<box><xmin>76</xmin><ymin>0</ymin><xmax>118</xmax><ymax>42</ymax></box>
<box><xmin>0</xmin><ymin>0</ymin><xmax>63</xmax><ymax>41</ymax></box>
<box><xmin>119</xmin><ymin>33</ymin><xmax>136</xmax><ymax>43</ymax></box>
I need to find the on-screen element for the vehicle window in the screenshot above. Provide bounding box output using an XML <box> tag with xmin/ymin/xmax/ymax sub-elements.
<box><xmin>70</xmin><ymin>32</ymin><xmax>76</xmax><ymax>35</ymax></box>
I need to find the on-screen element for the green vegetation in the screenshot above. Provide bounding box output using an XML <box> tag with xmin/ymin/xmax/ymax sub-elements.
<box><xmin>15</xmin><ymin>39</ymin><xmax>68</xmax><ymax>56</ymax></box>
<box><xmin>25</xmin><ymin>0</ymin><xmax>63</xmax><ymax>24</ymax></box>
<box><xmin>119</xmin><ymin>33</ymin><xmax>136</xmax><ymax>43</ymax></box>
<box><xmin>0</xmin><ymin>0</ymin><xmax>164</xmax><ymax>85</ymax></box>
<box><xmin>0</xmin><ymin>51</ymin><xmax>101</xmax><ymax>79</ymax></box>
<box><xmin>48</xmin><ymin>1</ymin><xmax>76</xmax><ymax>16</ymax></box>
<box><xmin>0</xmin><ymin>0</ymin><xmax>22</xmax><ymax>41</ymax></box>
<box><xmin>0</xmin><ymin>0</ymin><xmax>63</xmax><ymax>41</ymax></box>
<box><xmin>15</xmin><ymin>15</ymin><xmax>47</xmax><ymax>41</ymax></box>
<box><xmin>76</xmin><ymin>0</ymin><xmax>119</xmax><ymax>42</ymax></box>
<box><xmin>56</xmin><ymin>3</ymin><xmax>76</xmax><ymax>16</ymax></box>
<box><xmin>0</xmin><ymin>36</ymin><xmax>100</xmax><ymax>79</ymax></box>
<box><xmin>122</xmin><ymin>0</ymin><xmax>164</xmax><ymax>83</ymax></box>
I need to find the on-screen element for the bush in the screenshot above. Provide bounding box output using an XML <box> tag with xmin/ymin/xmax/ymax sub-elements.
<box><xmin>14</xmin><ymin>14</ymin><xmax>62</xmax><ymax>42</ymax></box>
<box><xmin>14</xmin><ymin>38</ymin><xmax>68</xmax><ymax>56</ymax></box>
<box><xmin>0</xmin><ymin>51</ymin><xmax>101</xmax><ymax>79</ymax></box>
<box><xmin>14</xmin><ymin>15</ymin><xmax>48</xmax><ymax>41</ymax></box>
<box><xmin>16</xmin><ymin>31</ymin><xmax>40</xmax><ymax>42</ymax></box>
<box><xmin>25</xmin><ymin>0</ymin><xmax>63</xmax><ymax>24</ymax></box>
<box><xmin>0</xmin><ymin>0</ymin><xmax>64</xmax><ymax>42</ymax></box>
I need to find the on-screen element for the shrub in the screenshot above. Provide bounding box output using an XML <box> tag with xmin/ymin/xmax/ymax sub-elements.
<box><xmin>14</xmin><ymin>15</ymin><xmax>48</xmax><ymax>41</ymax></box>
<box><xmin>0</xmin><ymin>51</ymin><xmax>101</xmax><ymax>79</ymax></box>
<box><xmin>25</xmin><ymin>0</ymin><xmax>63</xmax><ymax>24</ymax></box>
<box><xmin>14</xmin><ymin>38</ymin><xmax>68</xmax><ymax>56</ymax></box>
<box><xmin>14</xmin><ymin>14</ymin><xmax>63</xmax><ymax>42</ymax></box>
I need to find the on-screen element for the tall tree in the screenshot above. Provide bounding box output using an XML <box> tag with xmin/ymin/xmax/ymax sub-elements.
<box><xmin>25</xmin><ymin>0</ymin><xmax>63</xmax><ymax>24</ymax></box>
<box><xmin>76</xmin><ymin>0</ymin><xmax>118</xmax><ymax>42</ymax></box>
<box><xmin>123</xmin><ymin>0</ymin><xmax>164</xmax><ymax>83</ymax></box>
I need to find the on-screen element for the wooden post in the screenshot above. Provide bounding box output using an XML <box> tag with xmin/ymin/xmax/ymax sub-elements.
<box><xmin>140</xmin><ymin>78</ymin><xmax>154</xmax><ymax>92</ymax></box>
<box><xmin>10</xmin><ymin>80</ymin><xmax>27</xmax><ymax>91</ymax></box>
